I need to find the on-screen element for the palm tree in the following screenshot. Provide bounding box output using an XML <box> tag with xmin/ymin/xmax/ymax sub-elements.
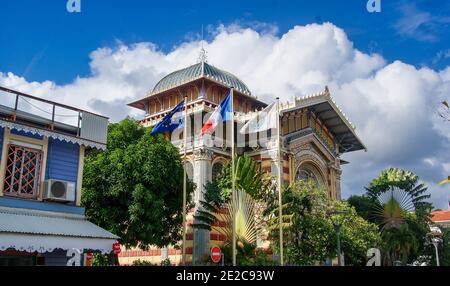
<box><xmin>367</xmin><ymin>168</ymin><xmax>431</xmax><ymax>218</ymax></box>
<box><xmin>366</xmin><ymin>168</ymin><xmax>432</xmax><ymax>265</ymax></box>
<box><xmin>382</xmin><ymin>224</ymin><xmax>419</xmax><ymax>265</ymax></box>
<box><xmin>193</xmin><ymin>155</ymin><xmax>271</xmax><ymax>247</ymax></box>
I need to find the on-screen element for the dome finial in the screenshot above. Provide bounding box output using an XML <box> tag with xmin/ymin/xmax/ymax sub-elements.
<box><xmin>198</xmin><ymin>46</ymin><xmax>208</xmax><ymax>63</ymax></box>
<box><xmin>198</xmin><ymin>24</ymin><xmax>208</xmax><ymax>69</ymax></box>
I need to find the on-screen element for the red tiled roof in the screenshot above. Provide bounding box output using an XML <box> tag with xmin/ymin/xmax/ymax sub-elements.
<box><xmin>431</xmin><ymin>210</ymin><xmax>450</xmax><ymax>222</ymax></box>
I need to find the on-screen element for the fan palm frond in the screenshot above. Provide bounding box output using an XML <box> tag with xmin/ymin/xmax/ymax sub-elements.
<box><xmin>222</xmin><ymin>189</ymin><xmax>259</xmax><ymax>244</ymax></box>
<box><xmin>374</xmin><ymin>187</ymin><xmax>415</xmax><ymax>231</ymax></box>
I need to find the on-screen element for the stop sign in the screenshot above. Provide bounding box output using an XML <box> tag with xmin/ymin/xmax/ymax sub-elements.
<box><xmin>86</xmin><ymin>252</ymin><xmax>93</xmax><ymax>260</ymax></box>
<box><xmin>210</xmin><ymin>246</ymin><xmax>222</xmax><ymax>263</ymax></box>
<box><xmin>112</xmin><ymin>242</ymin><xmax>121</xmax><ymax>254</ymax></box>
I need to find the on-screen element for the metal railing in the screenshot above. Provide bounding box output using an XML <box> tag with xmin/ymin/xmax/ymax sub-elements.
<box><xmin>0</xmin><ymin>86</ymin><xmax>109</xmax><ymax>145</ymax></box>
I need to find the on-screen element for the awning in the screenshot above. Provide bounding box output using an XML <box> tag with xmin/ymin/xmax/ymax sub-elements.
<box><xmin>0</xmin><ymin>119</ymin><xmax>106</xmax><ymax>150</ymax></box>
<box><xmin>0</xmin><ymin>206</ymin><xmax>119</xmax><ymax>254</ymax></box>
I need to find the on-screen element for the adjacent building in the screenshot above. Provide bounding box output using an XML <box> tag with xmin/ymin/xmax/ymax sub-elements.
<box><xmin>431</xmin><ymin>210</ymin><xmax>450</xmax><ymax>229</ymax></box>
<box><xmin>0</xmin><ymin>86</ymin><xmax>118</xmax><ymax>266</ymax></box>
<box><xmin>122</xmin><ymin>56</ymin><xmax>365</xmax><ymax>265</ymax></box>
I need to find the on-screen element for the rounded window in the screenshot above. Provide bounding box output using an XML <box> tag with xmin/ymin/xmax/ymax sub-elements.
<box><xmin>212</xmin><ymin>162</ymin><xmax>224</xmax><ymax>181</ymax></box>
<box><xmin>295</xmin><ymin>164</ymin><xmax>323</xmax><ymax>187</ymax></box>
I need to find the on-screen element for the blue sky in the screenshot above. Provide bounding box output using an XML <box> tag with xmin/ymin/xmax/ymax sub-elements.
<box><xmin>0</xmin><ymin>0</ymin><xmax>449</xmax><ymax>84</ymax></box>
<box><xmin>1</xmin><ymin>0</ymin><xmax>450</xmax><ymax>208</ymax></box>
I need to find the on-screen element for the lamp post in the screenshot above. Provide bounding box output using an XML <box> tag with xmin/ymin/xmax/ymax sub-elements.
<box><xmin>428</xmin><ymin>226</ymin><xmax>443</xmax><ymax>267</ymax></box>
<box><xmin>328</xmin><ymin>210</ymin><xmax>348</xmax><ymax>266</ymax></box>
<box><xmin>431</xmin><ymin>237</ymin><xmax>442</xmax><ymax>266</ymax></box>
<box><xmin>334</xmin><ymin>223</ymin><xmax>343</xmax><ymax>266</ymax></box>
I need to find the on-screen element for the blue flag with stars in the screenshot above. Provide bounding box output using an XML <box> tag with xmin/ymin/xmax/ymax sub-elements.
<box><xmin>150</xmin><ymin>100</ymin><xmax>185</xmax><ymax>136</ymax></box>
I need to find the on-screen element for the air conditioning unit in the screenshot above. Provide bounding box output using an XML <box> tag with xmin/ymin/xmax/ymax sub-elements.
<box><xmin>43</xmin><ymin>180</ymin><xmax>76</xmax><ymax>202</ymax></box>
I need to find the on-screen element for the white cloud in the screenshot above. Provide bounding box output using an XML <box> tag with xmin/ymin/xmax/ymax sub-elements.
<box><xmin>394</xmin><ymin>3</ymin><xmax>450</xmax><ymax>42</ymax></box>
<box><xmin>1</xmin><ymin>22</ymin><xmax>449</xmax><ymax>209</ymax></box>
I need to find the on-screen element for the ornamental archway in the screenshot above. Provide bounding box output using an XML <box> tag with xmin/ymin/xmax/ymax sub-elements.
<box><xmin>295</xmin><ymin>161</ymin><xmax>326</xmax><ymax>187</ymax></box>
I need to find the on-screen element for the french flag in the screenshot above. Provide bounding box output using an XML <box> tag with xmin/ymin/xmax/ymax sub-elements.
<box><xmin>200</xmin><ymin>91</ymin><xmax>231</xmax><ymax>136</ymax></box>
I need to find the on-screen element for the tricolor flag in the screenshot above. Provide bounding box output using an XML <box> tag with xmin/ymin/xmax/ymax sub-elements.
<box><xmin>199</xmin><ymin>91</ymin><xmax>231</xmax><ymax>136</ymax></box>
<box><xmin>150</xmin><ymin>100</ymin><xmax>185</xmax><ymax>136</ymax></box>
<box><xmin>239</xmin><ymin>102</ymin><xmax>277</xmax><ymax>134</ymax></box>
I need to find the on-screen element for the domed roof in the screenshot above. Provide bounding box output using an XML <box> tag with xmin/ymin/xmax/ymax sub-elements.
<box><xmin>151</xmin><ymin>62</ymin><xmax>252</xmax><ymax>96</ymax></box>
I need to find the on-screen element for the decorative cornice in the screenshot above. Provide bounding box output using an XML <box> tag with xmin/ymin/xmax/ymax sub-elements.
<box><xmin>280</xmin><ymin>86</ymin><xmax>356</xmax><ymax>131</ymax></box>
<box><xmin>193</xmin><ymin>148</ymin><xmax>214</xmax><ymax>161</ymax></box>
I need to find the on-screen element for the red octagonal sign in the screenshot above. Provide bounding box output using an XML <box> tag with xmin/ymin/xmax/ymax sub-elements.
<box><xmin>112</xmin><ymin>242</ymin><xmax>121</xmax><ymax>255</ymax></box>
<box><xmin>210</xmin><ymin>246</ymin><xmax>222</xmax><ymax>263</ymax></box>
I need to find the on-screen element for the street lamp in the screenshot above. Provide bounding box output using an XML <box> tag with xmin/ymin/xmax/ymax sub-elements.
<box><xmin>431</xmin><ymin>237</ymin><xmax>443</xmax><ymax>266</ymax></box>
<box><xmin>328</xmin><ymin>210</ymin><xmax>349</xmax><ymax>266</ymax></box>
<box><xmin>428</xmin><ymin>226</ymin><xmax>443</xmax><ymax>266</ymax></box>
<box><xmin>334</xmin><ymin>222</ymin><xmax>343</xmax><ymax>266</ymax></box>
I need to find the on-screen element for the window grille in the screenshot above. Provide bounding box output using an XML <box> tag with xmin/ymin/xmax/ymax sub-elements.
<box><xmin>3</xmin><ymin>144</ymin><xmax>42</xmax><ymax>199</ymax></box>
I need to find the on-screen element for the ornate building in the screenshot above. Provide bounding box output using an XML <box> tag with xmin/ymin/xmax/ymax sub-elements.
<box><xmin>120</xmin><ymin>57</ymin><xmax>365</xmax><ymax>265</ymax></box>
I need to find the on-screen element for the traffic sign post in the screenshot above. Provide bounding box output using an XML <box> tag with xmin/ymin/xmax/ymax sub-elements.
<box><xmin>84</xmin><ymin>252</ymin><xmax>93</xmax><ymax>267</ymax></box>
<box><xmin>210</xmin><ymin>246</ymin><xmax>222</xmax><ymax>264</ymax></box>
<box><xmin>112</xmin><ymin>242</ymin><xmax>121</xmax><ymax>255</ymax></box>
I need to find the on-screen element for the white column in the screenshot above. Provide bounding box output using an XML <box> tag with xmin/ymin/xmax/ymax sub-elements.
<box><xmin>193</xmin><ymin>148</ymin><xmax>213</xmax><ymax>204</ymax></box>
<box><xmin>192</xmin><ymin>148</ymin><xmax>213</xmax><ymax>264</ymax></box>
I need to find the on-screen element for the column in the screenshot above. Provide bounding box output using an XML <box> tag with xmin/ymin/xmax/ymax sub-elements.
<box><xmin>335</xmin><ymin>169</ymin><xmax>342</xmax><ymax>201</ymax></box>
<box><xmin>192</xmin><ymin>148</ymin><xmax>213</xmax><ymax>264</ymax></box>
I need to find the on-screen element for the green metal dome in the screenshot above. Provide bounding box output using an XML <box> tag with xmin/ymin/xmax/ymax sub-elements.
<box><xmin>151</xmin><ymin>62</ymin><xmax>252</xmax><ymax>95</ymax></box>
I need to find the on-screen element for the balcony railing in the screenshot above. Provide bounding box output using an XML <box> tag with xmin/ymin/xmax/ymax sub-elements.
<box><xmin>0</xmin><ymin>86</ymin><xmax>108</xmax><ymax>146</ymax></box>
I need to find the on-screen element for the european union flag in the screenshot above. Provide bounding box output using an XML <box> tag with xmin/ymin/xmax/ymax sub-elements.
<box><xmin>150</xmin><ymin>100</ymin><xmax>185</xmax><ymax>136</ymax></box>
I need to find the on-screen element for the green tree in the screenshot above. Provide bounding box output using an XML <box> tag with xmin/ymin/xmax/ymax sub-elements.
<box><xmin>268</xmin><ymin>181</ymin><xmax>380</xmax><ymax>266</ymax></box>
<box><xmin>381</xmin><ymin>221</ymin><xmax>419</xmax><ymax>265</ymax></box>
<box><xmin>439</xmin><ymin>228</ymin><xmax>450</xmax><ymax>266</ymax></box>
<box><xmin>82</xmin><ymin>118</ymin><xmax>194</xmax><ymax>251</ymax></box>
<box><xmin>334</xmin><ymin>201</ymin><xmax>382</xmax><ymax>266</ymax></box>
<box><xmin>346</xmin><ymin>195</ymin><xmax>378</xmax><ymax>223</ymax></box>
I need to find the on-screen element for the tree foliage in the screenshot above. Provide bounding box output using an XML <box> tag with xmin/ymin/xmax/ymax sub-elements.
<box><xmin>194</xmin><ymin>155</ymin><xmax>270</xmax><ymax>234</ymax></box>
<box><xmin>438</xmin><ymin>228</ymin><xmax>450</xmax><ymax>266</ymax></box>
<box><xmin>82</xmin><ymin>118</ymin><xmax>193</xmax><ymax>250</ymax></box>
<box><xmin>346</xmin><ymin>195</ymin><xmax>378</xmax><ymax>222</ymax></box>
<box><xmin>193</xmin><ymin>155</ymin><xmax>272</xmax><ymax>265</ymax></box>
<box><xmin>268</xmin><ymin>180</ymin><xmax>381</xmax><ymax>266</ymax></box>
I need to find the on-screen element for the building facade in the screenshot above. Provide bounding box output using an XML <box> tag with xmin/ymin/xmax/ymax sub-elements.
<box><xmin>122</xmin><ymin>58</ymin><xmax>365</xmax><ymax>265</ymax></box>
<box><xmin>0</xmin><ymin>86</ymin><xmax>118</xmax><ymax>266</ymax></box>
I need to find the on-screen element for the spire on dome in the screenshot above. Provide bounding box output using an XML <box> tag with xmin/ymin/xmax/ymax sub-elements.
<box><xmin>198</xmin><ymin>46</ymin><xmax>208</xmax><ymax>64</ymax></box>
<box><xmin>198</xmin><ymin>25</ymin><xmax>208</xmax><ymax>75</ymax></box>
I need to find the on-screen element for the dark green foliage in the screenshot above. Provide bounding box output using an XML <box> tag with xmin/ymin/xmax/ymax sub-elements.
<box><xmin>91</xmin><ymin>253</ymin><xmax>111</xmax><ymax>266</ymax></box>
<box><xmin>82</xmin><ymin>118</ymin><xmax>194</xmax><ymax>250</ymax></box>
<box><xmin>346</xmin><ymin>195</ymin><xmax>378</xmax><ymax>223</ymax></box>
<box><xmin>132</xmin><ymin>259</ymin><xmax>156</xmax><ymax>266</ymax></box>
<box><xmin>268</xmin><ymin>180</ymin><xmax>381</xmax><ymax>266</ymax></box>
<box><xmin>218</xmin><ymin>242</ymin><xmax>275</xmax><ymax>266</ymax></box>
<box><xmin>439</xmin><ymin>228</ymin><xmax>450</xmax><ymax>266</ymax></box>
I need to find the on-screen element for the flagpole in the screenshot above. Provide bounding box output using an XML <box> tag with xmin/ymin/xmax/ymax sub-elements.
<box><xmin>182</xmin><ymin>95</ymin><xmax>188</xmax><ymax>265</ymax></box>
<box><xmin>231</xmin><ymin>87</ymin><xmax>237</xmax><ymax>266</ymax></box>
<box><xmin>276</xmin><ymin>97</ymin><xmax>284</xmax><ymax>266</ymax></box>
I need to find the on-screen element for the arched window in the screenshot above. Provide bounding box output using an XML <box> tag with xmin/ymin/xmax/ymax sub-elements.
<box><xmin>212</xmin><ymin>162</ymin><xmax>224</xmax><ymax>181</ymax></box>
<box><xmin>295</xmin><ymin>164</ymin><xmax>323</xmax><ymax>187</ymax></box>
